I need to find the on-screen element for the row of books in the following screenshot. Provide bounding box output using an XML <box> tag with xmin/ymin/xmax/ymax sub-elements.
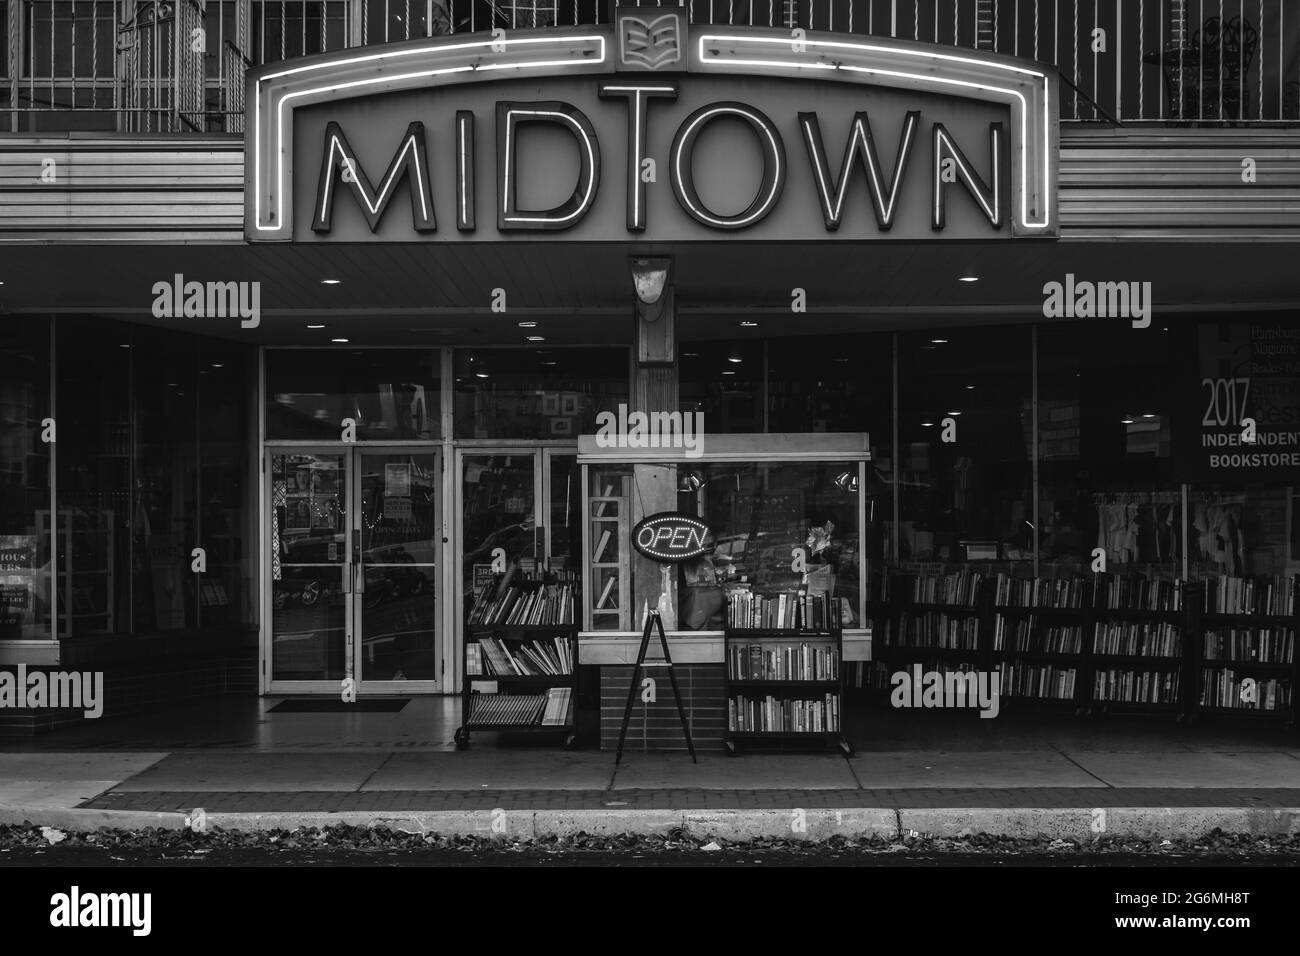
<box><xmin>994</xmin><ymin>574</ymin><xmax>1086</xmax><ymax>609</ymax></box>
<box><xmin>466</xmin><ymin>692</ymin><xmax>547</xmax><ymax>727</ymax></box>
<box><xmin>727</xmin><ymin>642</ymin><xmax>839</xmax><ymax>681</ymax></box>
<box><xmin>727</xmin><ymin>591</ymin><xmax>840</xmax><ymax>631</ymax></box>
<box><xmin>1202</xmin><ymin>629</ymin><xmax>1295</xmax><ymax>665</ymax></box>
<box><xmin>911</xmin><ymin>570</ymin><xmax>983</xmax><ymax>607</ymax></box>
<box><xmin>1093</xmin><ymin>574</ymin><xmax>1182</xmax><ymax>612</ymax></box>
<box><xmin>467</xmin><ymin>636</ymin><xmax>574</xmax><ymax>677</ymax></box>
<box><xmin>1092</xmin><ymin>669</ymin><xmax>1180</xmax><ymax>704</ymax></box>
<box><xmin>468</xmin><ymin>583</ymin><xmax>576</xmax><ymax>626</ymax></box>
<box><xmin>999</xmin><ymin>663</ymin><xmax>1077</xmax><ymax>700</ymax></box>
<box><xmin>1203</xmin><ymin>575</ymin><xmax>1297</xmax><ymax>616</ymax></box>
<box><xmin>727</xmin><ymin>693</ymin><xmax>840</xmax><ymax>733</ymax></box>
<box><xmin>1092</xmin><ymin>622</ymin><xmax>1182</xmax><ymax>658</ymax></box>
<box><xmin>894</xmin><ymin>612</ymin><xmax>980</xmax><ymax>650</ymax></box>
<box><xmin>1199</xmin><ymin>670</ymin><xmax>1292</xmax><ymax>711</ymax></box>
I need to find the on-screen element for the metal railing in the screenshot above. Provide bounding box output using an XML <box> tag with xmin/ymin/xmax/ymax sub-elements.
<box><xmin>3</xmin><ymin>0</ymin><xmax>1299</xmax><ymax>133</ymax></box>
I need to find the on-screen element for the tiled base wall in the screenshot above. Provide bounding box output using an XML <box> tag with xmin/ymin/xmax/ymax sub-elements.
<box><xmin>599</xmin><ymin>664</ymin><xmax>727</xmax><ymax>752</ymax></box>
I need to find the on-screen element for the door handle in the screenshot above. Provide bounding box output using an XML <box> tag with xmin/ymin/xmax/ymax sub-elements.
<box><xmin>355</xmin><ymin>562</ymin><xmax>366</xmax><ymax>594</ymax></box>
<box><xmin>342</xmin><ymin>563</ymin><xmax>353</xmax><ymax>594</ymax></box>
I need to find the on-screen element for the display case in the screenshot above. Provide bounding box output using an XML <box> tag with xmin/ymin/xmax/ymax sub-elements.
<box><xmin>577</xmin><ymin>434</ymin><xmax>872</xmax><ymax>648</ymax></box>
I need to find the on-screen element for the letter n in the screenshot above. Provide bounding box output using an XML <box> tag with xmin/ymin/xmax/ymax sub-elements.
<box><xmin>932</xmin><ymin>122</ymin><xmax>1004</xmax><ymax>230</ymax></box>
<box><xmin>313</xmin><ymin>121</ymin><xmax>436</xmax><ymax>234</ymax></box>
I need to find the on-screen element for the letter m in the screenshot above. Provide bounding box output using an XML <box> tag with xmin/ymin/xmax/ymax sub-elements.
<box><xmin>1096</xmin><ymin>281</ymin><xmax>1129</xmax><ymax>318</ymax></box>
<box><xmin>313</xmin><ymin>121</ymin><xmax>436</xmax><ymax>234</ymax></box>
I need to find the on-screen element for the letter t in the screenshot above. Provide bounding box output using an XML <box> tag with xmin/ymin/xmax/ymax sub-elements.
<box><xmin>598</xmin><ymin>82</ymin><xmax>678</xmax><ymax>232</ymax></box>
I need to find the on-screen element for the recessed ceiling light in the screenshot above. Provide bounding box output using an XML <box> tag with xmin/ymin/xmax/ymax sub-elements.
<box><xmin>517</xmin><ymin>321</ymin><xmax>537</xmax><ymax>328</ymax></box>
<box><xmin>958</xmin><ymin>275</ymin><xmax>979</xmax><ymax>283</ymax></box>
<box><xmin>542</xmin><ymin>361</ymin><xmax>557</xmax><ymax>366</ymax></box>
<box><xmin>930</xmin><ymin>338</ymin><xmax>948</xmax><ymax>344</ymax></box>
<box><xmin>167</xmin><ymin>382</ymin><xmax>179</xmax><ymax>387</ymax></box>
<box><xmin>722</xmin><ymin>370</ymin><xmax>736</xmax><ymax>375</ymax></box>
<box><xmin>526</xmin><ymin>335</ymin><xmax>545</xmax><ymax>342</ymax></box>
<box><xmin>1121</xmin><ymin>418</ymin><xmax>1135</xmax><ymax>425</ymax></box>
<box><xmin>947</xmin><ymin>410</ymin><xmax>962</xmax><ymax>416</ymax></box>
<box><xmin>307</xmin><ymin>323</ymin><xmax>326</xmax><ymax>329</ymax></box>
<box><xmin>331</xmin><ymin>337</ymin><xmax>349</xmax><ymax>343</ymax></box>
<box><xmin>739</xmin><ymin>320</ymin><xmax>759</xmax><ymax>328</ymax></box>
<box><xmin>211</xmin><ymin>363</ymin><xmax>224</xmax><ymax>368</ymax></box>
<box><xmin>119</xmin><ymin>344</ymin><xmax>130</xmax><ymax>349</ymax></box>
<box><xmin>475</xmin><ymin>372</ymin><xmax>489</xmax><ymax>379</ymax></box>
<box><xmin>321</xmin><ymin>278</ymin><xmax>341</xmax><ymax>285</ymax></box>
<box><xmin>921</xmin><ymin>421</ymin><xmax>935</xmax><ymax>427</ymax></box>
<box><xmin>727</xmin><ymin>355</ymin><xmax>743</xmax><ymax>363</ymax></box>
<box><xmin>1141</xmin><ymin>413</ymin><xmax>1156</xmax><ymax>419</ymax></box>
<box><xmin>965</xmin><ymin>384</ymin><xmax>976</xmax><ymax>390</ymax></box>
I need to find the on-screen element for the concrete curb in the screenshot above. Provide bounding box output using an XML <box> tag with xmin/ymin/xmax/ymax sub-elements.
<box><xmin>4</xmin><ymin>804</ymin><xmax>1299</xmax><ymax>840</ymax></box>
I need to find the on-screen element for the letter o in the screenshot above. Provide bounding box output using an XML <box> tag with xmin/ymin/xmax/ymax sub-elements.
<box><xmin>670</xmin><ymin>102</ymin><xmax>786</xmax><ymax>229</ymax></box>
<box><xmin>637</xmin><ymin>526</ymin><xmax>658</xmax><ymax>550</ymax></box>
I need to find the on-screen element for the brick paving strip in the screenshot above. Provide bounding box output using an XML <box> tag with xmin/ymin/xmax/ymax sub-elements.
<box><xmin>78</xmin><ymin>787</ymin><xmax>1300</xmax><ymax>813</ymax></box>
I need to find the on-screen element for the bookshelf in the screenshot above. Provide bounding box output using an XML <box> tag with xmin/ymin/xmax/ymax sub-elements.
<box><xmin>587</xmin><ymin>478</ymin><xmax>629</xmax><ymax>631</ymax></box>
<box><xmin>1192</xmin><ymin>576</ymin><xmax>1297</xmax><ymax>728</ymax></box>
<box><xmin>455</xmin><ymin>576</ymin><xmax>580</xmax><ymax>750</ymax></box>
<box><xmin>723</xmin><ymin>591</ymin><xmax>852</xmax><ymax>756</ymax></box>
<box><xmin>37</xmin><ymin>508</ymin><xmax>115</xmax><ymax>635</ymax></box>
<box><xmin>993</xmin><ymin>575</ymin><xmax>1085</xmax><ymax>713</ymax></box>
<box><xmin>1085</xmin><ymin>573</ymin><xmax>1185</xmax><ymax>718</ymax></box>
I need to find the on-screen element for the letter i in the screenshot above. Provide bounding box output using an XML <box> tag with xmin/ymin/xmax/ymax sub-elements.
<box><xmin>456</xmin><ymin>110</ymin><xmax>476</xmax><ymax>232</ymax></box>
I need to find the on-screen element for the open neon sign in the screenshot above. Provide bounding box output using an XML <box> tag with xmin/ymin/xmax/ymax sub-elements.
<box><xmin>632</xmin><ymin>512</ymin><xmax>714</xmax><ymax>563</ymax></box>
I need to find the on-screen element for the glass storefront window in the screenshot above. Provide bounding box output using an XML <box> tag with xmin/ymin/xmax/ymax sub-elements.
<box><xmin>453</xmin><ymin>348</ymin><xmax>627</xmax><ymax>440</ymax></box>
<box><xmin>585</xmin><ymin>456</ymin><xmax>864</xmax><ymax>632</ymax></box>
<box><xmin>266</xmin><ymin>348</ymin><xmax>440</xmax><ymax>441</ymax></box>
<box><xmin>898</xmin><ymin>326</ymin><xmax>1033</xmax><ymax>576</ymax></box>
<box><xmin>0</xmin><ymin>318</ymin><xmax>52</xmax><ymax>640</ymax></box>
<box><xmin>679</xmin><ymin>341</ymin><xmax>763</xmax><ymax>434</ymax></box>
<box><xmin>1038</xmin><ymin>321</ymin><xmax>1183</xmax><ymax>582</ymax></box>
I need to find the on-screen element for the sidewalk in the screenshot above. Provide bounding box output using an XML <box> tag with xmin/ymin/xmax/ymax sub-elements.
<box><xmin>4</xmin><ymin>748</ymin><xmax>1300</xmax><ymax>841</ymax></box>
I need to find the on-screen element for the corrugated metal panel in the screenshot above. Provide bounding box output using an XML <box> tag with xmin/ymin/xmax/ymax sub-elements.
<box><xmin>0</xmin><ymin>136</ymin><xmax>244</xmax><ymax>238</ymax></box>
<box><xmin>3</xmin><ymin>128</ymin><xmax>1300</xmax><ymax>240</ymax></box>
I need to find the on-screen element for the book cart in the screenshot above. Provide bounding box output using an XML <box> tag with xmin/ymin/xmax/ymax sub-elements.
<box><xmin>723</xmin><ymin>592</ymin><xmax>853</xmax><ymax>756</ymax></box>
<box><xmin>455</xmin><ymin>577</ymin><xmax>579</xmax><ymax>750</ymax></box>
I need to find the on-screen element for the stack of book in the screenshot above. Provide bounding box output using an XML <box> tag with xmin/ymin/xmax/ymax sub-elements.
<box><xmin>1092</xmin><ymin>669</ymin><xmax>1180</xmax><ymax>704</ymax></box>
<box><xmin>468</xmin><ymin>636</ymin><xmax>573</xmax><ymax>676</ymax></box>
<box><xmin>897</xmin><ymin>611</ymin><xmax>980</xmax><ymax>649</ymax></box>
<box><xmin>727</xmin><ymin>642</ymin><xmax>839</xmax><ymax>681</ymax></box>
<box><xmin>1092</xmin><ymin>621</ymin><xmax>1181</xmax><ymax>657</ymax></box>
<box><xmin>994</xmin><ymin>574</ymin><xmax>1086</xmax><ymax>608</ymax></box>
<box><xmin>468</xmin><ymin>582</ymin><xmax>576</xmax><ymax>626</ymax></box>
<box><xmin>727</xmin><ymin>693</ymin><xmax>839</xmax><ymax>732</ymax></box>
<box><xmin>1203</xmin><ymin>628</ymin><xmax>1294</xmax><ymax>663</ymax></box>
<box><xmin>1093</xmin><ymin>574</ymin><xmax>1181</xmax><ymax>612</ymax></box>
<box><xmin>466</xmin><ymin>693</ymin><xmax>547</xmax><ymax>727</ymax></box>
<box><xmin>999</xmin><ymin>662</ymin><xmax>1077</xmax><ymax>700</ymax></box>
<box><xmin>727</xmin><ymin>591</ymin><xmax>838</xmax><ymax>630</ymax></box>
<box><xmin>1204</xmin><ymin>575</ymin><xmax>1297</xmax><ymax>616</ymax></box>
<box><xmin>912</xmin><ymin>570</ymin><xmax>983</xmax><ymax>606</ymax></box>
<box><xmin>1199</xmin><ymin>669</ymin><xmax>1291</xmax><ymax>710</ymax></box>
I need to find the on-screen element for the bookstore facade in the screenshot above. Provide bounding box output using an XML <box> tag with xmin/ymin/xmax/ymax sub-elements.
<box><xmin>1</xmin><ymin>9</ymin><xmax>1299</xmax><ymax>741</ymax></box>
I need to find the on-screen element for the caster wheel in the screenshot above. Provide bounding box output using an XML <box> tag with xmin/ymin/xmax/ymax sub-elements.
<box><xmin>563</xmin><ymin>734</ymin><xmax>577</xmax><ymax>750</ymax></box>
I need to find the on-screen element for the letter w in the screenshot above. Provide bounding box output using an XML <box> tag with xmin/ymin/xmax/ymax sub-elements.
<box><xmin>313</xmin><ymin>121</ymin><xmax>436</xmax><ymax>234</ymax></box>
<box><xmin>799</xmin><ymin>110</ymin><xmax>919</xmax><ymax>230</ymax></box>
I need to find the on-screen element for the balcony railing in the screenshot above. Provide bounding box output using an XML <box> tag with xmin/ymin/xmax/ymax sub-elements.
<box><xmin>2</xmin><ymin>0</ymin><xmax>1299</xmax><ymax>133</ymax></box>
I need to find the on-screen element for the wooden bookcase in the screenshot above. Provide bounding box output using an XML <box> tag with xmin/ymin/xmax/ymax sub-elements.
<box><xmin>723</xmin><ymin>595</ymin><xmax>852</xmax><ymax>756</ymax></box>
<box><xmin>455</xmin><ymin>578</ymin><xmax>579</xmax><ymax>750</ymax></box>
<box><xmin>586</xmin><ymin>479</ymin><xmax>629</xmax><ymax>631</ymax></box>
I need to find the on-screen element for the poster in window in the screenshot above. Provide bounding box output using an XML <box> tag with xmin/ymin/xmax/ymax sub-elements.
<box><xmin>311</xmin><ymin>497</ymin><xmax>339</xmax><ymax>530</ymax></box>
<box><xmin>285</xmin><ymin>499</ymin><xmax>311</xmax><ymax>531</ymax></box>
<box><xmin>385</xmin><ymin>463</ymin><xmax>411</xmax><ymax>497</ymax></box>
<box><xmin>311</xmin><ymin>462</ymin><xmax>340</xmax><ymax>495</ymax></box>
<box><xmin>0</xmin><ymin>535</ymin><xmax>36</xmax><ymax>628</ymax></box>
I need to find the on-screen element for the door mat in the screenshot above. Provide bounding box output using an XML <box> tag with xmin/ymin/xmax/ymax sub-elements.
<box><xmin>268</xmin><ymin>698</ymin><xmax>410</xmax><ymax>713</ymax></box>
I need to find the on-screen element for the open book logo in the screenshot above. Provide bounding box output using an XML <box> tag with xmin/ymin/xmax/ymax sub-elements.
<box><xmin>619</xmin><ymin>13</ymin><xmax>682</xmax><ymax>70</ymax></box>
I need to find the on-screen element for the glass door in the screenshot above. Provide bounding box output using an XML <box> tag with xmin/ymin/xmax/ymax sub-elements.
<box><xmin>267</xmin><ymin>449</ymin><xmax>350</xmax><ymax>689</ymax></box>
<box><xmin>354</xmin><ymin>449</ymin><xmax>441</xmax><ymax>690</ymax></box>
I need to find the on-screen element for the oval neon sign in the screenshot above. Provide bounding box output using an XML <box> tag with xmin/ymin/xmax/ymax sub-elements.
<box><xmin>631</xmin><ymin>512</ymin><xmax>713</xmax><ymax>563</ymax></box>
